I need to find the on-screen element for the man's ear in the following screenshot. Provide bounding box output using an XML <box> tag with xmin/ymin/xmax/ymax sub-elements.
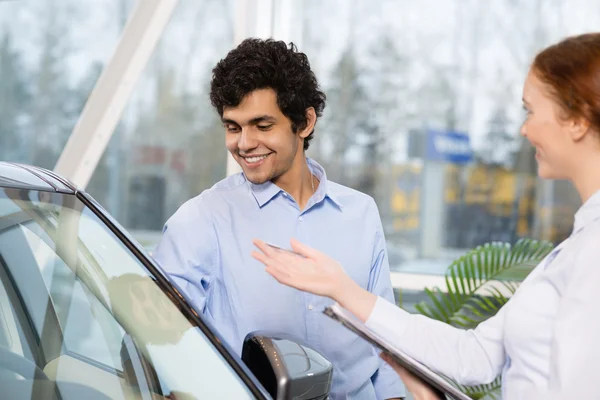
<box><xmin>298</xmin><ymin>107</ymin><xmax>317</xmax><ymax>139</ymax></box>
<box><xmin>569</xmin><ymin>116</ymin><xmax>591</xmax><ymax>142</ymax></box>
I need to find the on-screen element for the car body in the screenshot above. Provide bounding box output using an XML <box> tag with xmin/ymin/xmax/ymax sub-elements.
<box><xmin>0</xmin><ymin>162</ymin><xmax>331</xmax><ymax>400</ymax></box>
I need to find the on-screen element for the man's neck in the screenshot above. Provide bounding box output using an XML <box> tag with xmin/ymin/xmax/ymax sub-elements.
<box><xmin>272</xmin><ymin>156</ymin><xmax>316</xmax><ymax>211</ymax></box>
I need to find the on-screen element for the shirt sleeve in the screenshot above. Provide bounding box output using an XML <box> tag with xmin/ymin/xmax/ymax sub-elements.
<box><xmin>367</xmin><ymin>200</ymin><xmax>407</xmax><ymax>399</ymax></box>
<box><xmin>152</xmin><ymin>197</ymin><xmax>218</xmax><ymax>314</ymax></box>
<box><xmin>521</xmin><ymin>239</ymin><xmax>600</xmax><ymax>398</ymax></box>
<box><xmin>366</xmin><ymin>294</ymin><xmax>508</xmax><ymax>386</ymax></box>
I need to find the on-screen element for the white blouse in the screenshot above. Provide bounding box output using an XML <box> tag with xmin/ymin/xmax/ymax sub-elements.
<box><xmin>366</xmin><ymin>191</ymin><xmax>600</xmax><ymax>399</ymax></box>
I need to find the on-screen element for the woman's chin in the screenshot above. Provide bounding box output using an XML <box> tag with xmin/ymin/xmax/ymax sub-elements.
<box><xmin>537</xmin><ymin>164</ymin><xmax>567</xmax><ymax>180</ymax></box>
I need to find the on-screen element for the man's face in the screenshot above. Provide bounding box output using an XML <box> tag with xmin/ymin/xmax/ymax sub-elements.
<box><xmin>222</xmin><ymin>89</ymin><xmax>305</xmax><ymax>184</ymax></box>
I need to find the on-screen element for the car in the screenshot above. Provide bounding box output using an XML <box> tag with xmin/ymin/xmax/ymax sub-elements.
<box><xmin>0</xmin><ymin>162</ymin><xmax>332</xmax><ymax>400</ymax></box>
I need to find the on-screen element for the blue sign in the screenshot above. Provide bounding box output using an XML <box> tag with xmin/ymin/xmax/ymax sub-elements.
<box><xmin>426</xmin><ymin>130</ymin><xmax>473</xmax><ymax>164</ymax></box>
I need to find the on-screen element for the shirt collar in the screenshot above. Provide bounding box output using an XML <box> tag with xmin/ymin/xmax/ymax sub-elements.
<box><xmin>573</xmin><ymin>189</ymin><xmax>600</xmax><ymax>234</ymax></box>
<box><xmin>246</xmin><ymin>158</ymin><xmax>343</xmax><ymax>209</ymax></box>
<box><xmin>307</xmin><ymin>158</ymin><xmax>343</xmax><ymax>209</ymax></box>
<box><xmin>247</xmin><ymin>177</ymin><xmax>281</xmax><ymax>208</ymax></box>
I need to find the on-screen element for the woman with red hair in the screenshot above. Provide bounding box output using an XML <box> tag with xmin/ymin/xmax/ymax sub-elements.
<box><xmin>252</xmin><ymin>33</ymin><xmax>600</xmax><ymax>399</ymax></box>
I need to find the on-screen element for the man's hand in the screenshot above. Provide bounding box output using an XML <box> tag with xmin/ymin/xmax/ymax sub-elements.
<box><xmin>381</xmin><ymin>354</ymin><xmax>441</xmax><ymax>400</ymax></box>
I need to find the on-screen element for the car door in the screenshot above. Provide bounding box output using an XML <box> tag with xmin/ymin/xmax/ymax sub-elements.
<box><xmin>0</xmin><ymin>186</ymin><xmax>265</xmax><ymax>399</ymax></box>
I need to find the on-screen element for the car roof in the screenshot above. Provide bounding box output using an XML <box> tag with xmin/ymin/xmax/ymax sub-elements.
<box><xmin>0</xmin><ymin>162</ymin><xmax>77</xmax><ymax>194</ymax></box>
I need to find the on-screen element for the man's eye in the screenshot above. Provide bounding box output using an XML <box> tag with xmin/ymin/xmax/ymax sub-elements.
<box><xmin>225</xmin><ymin>125</ymin><xmax>240</xmax><ymax>132</ymax></box>
<box><xmin>257</xmin><ymin>125</ymin><xmax>273</xmax><ymax>131</ymax></box>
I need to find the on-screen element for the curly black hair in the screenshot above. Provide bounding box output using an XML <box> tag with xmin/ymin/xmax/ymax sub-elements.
<box><xmin>210</xmin><ymin>38</ymin><xmax>326</xmax><ymax>150</ymax></box>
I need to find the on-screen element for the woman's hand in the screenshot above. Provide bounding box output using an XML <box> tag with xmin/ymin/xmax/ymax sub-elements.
<box><xmin>251</xmin><ymin>238</ymin><xmax>378</xmax><ymax>321</ymax></box>
<box><xmin>380</xmin><ymin>354</ymin><xmax>442</xmax><ymax>400</ymax></box>
<box><xmin>251</xmin><ymin>238</ymin><xmax>353</xmax><ymax>299</ymax></box>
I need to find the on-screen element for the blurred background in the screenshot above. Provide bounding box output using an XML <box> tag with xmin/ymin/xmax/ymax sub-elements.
<box><xmin>1</xmin><ymin>0</ymin><xmax>598</xmax><ymax>287</ymax></box>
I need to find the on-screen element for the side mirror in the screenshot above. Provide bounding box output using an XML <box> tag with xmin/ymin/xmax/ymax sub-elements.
<box><xmin>242</xmin><ymin>332</ymin><xmax>333</xmax><ymax>400</ymax></box>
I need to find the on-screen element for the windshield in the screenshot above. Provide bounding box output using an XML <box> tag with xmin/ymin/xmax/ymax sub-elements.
<box><xmin>0</xmin><ymin>186</ymin><xmax>256</xmax><ymax>399</ymax></box>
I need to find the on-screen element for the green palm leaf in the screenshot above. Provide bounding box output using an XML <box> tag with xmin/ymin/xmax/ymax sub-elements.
<box><xmin>416</xmin><ymin>238</ymin><xmax>553</xmax><ymax>328</ymax></box>
<box><xmin>412</xmin><ymin>238</ymin><xmax>554</xmax><ymax>399</ymax></box>
<box><xmin>460</xmin><ymin>376</ymin><xmax>502</xmax><ymax>399</ymax></box>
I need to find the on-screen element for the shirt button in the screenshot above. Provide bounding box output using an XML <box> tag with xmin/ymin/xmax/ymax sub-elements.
<box><xmin>308</xmin><ymin>305</ymin><xmax>314</xmax><ymax>311</ymax></box>
<box><xmin>299</xmin><ymin>216</ymin><xmax>303</xmax><ymax>222</ymax></box>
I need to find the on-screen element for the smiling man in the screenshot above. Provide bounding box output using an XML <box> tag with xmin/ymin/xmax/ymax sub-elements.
<box><xmin>152</xmin><ymin>38</ymin><xmax>405</xmax><ymax>400</ymax></box>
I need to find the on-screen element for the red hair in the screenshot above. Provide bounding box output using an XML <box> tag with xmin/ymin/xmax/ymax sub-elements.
<box><xmin>532</xmin><ymin>33</ymin><xmax>600</xmax><ymax>131</ymax></box>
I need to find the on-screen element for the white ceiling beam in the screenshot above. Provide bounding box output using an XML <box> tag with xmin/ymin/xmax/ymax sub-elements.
<box><xmin>55</xmin><ymin>0</ymin><xmax>178</xmax><ymax>188</ymax></box>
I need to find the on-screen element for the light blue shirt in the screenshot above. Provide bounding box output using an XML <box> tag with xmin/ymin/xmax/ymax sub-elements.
<box><xmin>152</xmin><ymin>158</ymin><xmax>405</xmax><ymax>399</ymax></box>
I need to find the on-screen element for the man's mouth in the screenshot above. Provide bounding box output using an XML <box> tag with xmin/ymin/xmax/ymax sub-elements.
<box><xmin>244</xmin><ymin>154</ymin><xmax>269</xmax><ymax>163</ymax></box>
<box><xmin>240</xmin><ymin>153</ymin><xmax>272</xmax><ymax>168</ymax></box>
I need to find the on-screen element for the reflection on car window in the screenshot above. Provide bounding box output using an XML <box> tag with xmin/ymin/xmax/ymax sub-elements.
<box><xmin>0</xmin><ymin>188</ymin><xmax>254</xmax><ymax>399</ymax></box>
<box><xmin>19</xmin><ymin>223</ymin><xmax>125</xmax><ymax>370</ymax></box>
<box><xmin>0</xmin><ymin>274</ymin><xmax>34</xmax><ymax>363</ymax></box>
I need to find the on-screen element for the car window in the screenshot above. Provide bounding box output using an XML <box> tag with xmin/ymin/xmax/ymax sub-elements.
<box><xmin>0</xmin><ymin>272</ymin><xmax>33</xmax><ymax>363</ymax></box>
<box><xmin>0</xmin><ymin>187</ymin><xmax>256</xmax><ymax>400</ymax></box>
<box><xmin>20</xmin><ymin>222</ymin><xmax>126</xmax><ymax>370</ymax></box>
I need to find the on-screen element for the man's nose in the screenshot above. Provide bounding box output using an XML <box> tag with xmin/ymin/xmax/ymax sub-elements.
<box><xmin>238</xmin><ymin>128</ymin><xmax>259</xmax><ymax>152</ymax></box>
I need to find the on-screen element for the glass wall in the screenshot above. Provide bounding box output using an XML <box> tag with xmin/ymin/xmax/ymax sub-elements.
<box><xmin>294</xmin><ymin>0</ymin><xmax>600</xmax><ymax>273</ymax></box>
<box><xmin>85</xmin><ymin>0</ymin><xmax>233</xmax><ymax>247</ymax></box>
<box><xmin>0</xmin><ymin>0</ymin><xmax>131</xmax><ymax>168</ymax></box>
<box><xmin>3</xmin><ymin>0</ymin><xmax>600</xmax><ymax>272</ymax></box>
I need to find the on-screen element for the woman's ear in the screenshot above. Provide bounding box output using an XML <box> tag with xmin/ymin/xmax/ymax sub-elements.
<box><xmin>569</xmin><ymin>116</ymin><xmax>591</xmax><ymax>142</ymax></box>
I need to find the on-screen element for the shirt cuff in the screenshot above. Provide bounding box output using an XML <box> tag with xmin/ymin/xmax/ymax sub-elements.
<box><xmin>365</xmin><ymin>296</ymin><xmax>412</xmax><ymax>344</ymax></box>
